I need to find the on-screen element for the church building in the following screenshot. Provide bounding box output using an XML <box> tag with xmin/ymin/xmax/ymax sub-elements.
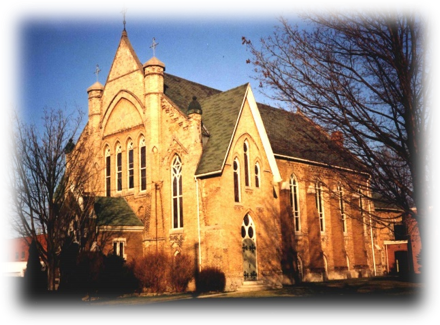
<box><xmin>71</xmin><ymin>27</ymin><xmax>388</xmax><ymax>291</ymax></box>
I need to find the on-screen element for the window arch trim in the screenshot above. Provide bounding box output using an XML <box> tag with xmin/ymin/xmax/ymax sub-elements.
<box><xmin>315</xmin><ymin>181</ymin><xmax>325</xmax><ymax>233</ymax></box>
<box><xmin>139</xmin><ymin>136</ymin><xmax>147</xmax><ymax>191</ymax></box>
<box><xmin>115</xmin><ymin>143</ymin><xmax>122</xmax><ymax>192</ymax></box>
<box><xmin>172</xmin><ymin>155</ymin><xmax>183</xmax><ymax>229</ymax></box>
<box><xmin>127</xmin><ymin>140</ymin><xmax>134</xmax><ymax>190</ymax></box>
<box><xmin>254</xmin><ymin>162</ymin><xmax>261</xmax><ymax>188</ymax></box>
<box><xmin>105</xmin><ymin>146</ymin><xmax>111</xmax><ymax>197</ymax></box>
<box><xmin>290</xmin><ymin>174</ymin><xmax>301</xmax><ymax>233</ymax></box>
<box><xmin>338</xmin><ymin>184</ymin><xmax>347</xmax><ymax>234</ymax></box>
<box><xmin>243</xmin><ymin>140</ymin><xmax>250</xmax><ymax>187</ymax></box>
<box><xmin>233</xmin><ymin>157</ymin><xmax>241</xmax><ymax>203</ymax></box>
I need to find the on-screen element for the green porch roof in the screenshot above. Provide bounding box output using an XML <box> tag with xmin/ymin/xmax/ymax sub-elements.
<box><xmin>94</xmin><ymin>196</ymin><xmax>143</xmax><ymax>227</ymax></box>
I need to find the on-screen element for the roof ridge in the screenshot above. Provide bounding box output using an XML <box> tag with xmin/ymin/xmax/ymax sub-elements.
<box><xmin>164</xmin><ymin>73</ymin><xmax>222</xmax><ymax>95</ymax></box>
<box><xmin>199</xmin><ymin>82</ymin><xmax>249</xmax><ymax>102</ymax></box>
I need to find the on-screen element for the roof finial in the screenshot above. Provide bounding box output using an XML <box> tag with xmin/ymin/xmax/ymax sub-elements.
<box><xmin>121</xmin><ymin>7</ymin><xmax>127</xmax><ymax>31</ymax></box>
<box><xmin>150</xmin><ymin>37</ymin><xmax>159</xmax><ymax>57</ymax></box>
<box><xmin>94</xmin><ymin>64</ymin><xmax>101</xmax><ymax>82</ymax></box>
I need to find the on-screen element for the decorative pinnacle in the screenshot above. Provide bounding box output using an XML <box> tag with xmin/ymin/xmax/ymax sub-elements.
<box><xmin>94</xmin><ymin>64</ymin><xmax>101</xmax><ymax>82</ymax></box>
<box><xmin>150</xmin><ymin>37</ymin><xmax>159</xmax><ymax>57</ymax></box>
<box><xmin>121</xmin><ymin>7</ymin><xmax>127</xmax><ymax>31</ymax></box>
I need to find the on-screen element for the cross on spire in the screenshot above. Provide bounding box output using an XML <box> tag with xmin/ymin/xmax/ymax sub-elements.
<box><xmin>150</xmin><ymin>37</ymin><xmax>159</xmax><ymax>57</ymax></box>
<box><xmin>94</xmin><ymin>64</ymin><xmax>101</xmax><ymax>82</ymax></box>
<box><xmin>121</xmin><ymin>7</ymin><xmax>127</xmax><ymax>31</ymax></box>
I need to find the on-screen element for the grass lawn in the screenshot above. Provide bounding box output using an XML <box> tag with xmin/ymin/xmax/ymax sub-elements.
<box><xmin>84</xmin><ymin>292</ymin><xmax>196</xmax><ymax>305</ymax></box>
<box><xmin>81</xmin><ymin>278</ymin><xmax>435</xmax><ymax>323</ymax></box>
<box><xmin>82</xmin><ymin>275</ymin><xmax>423</xmax><ymax>306</ymax></box>
<box><xmin>11</xmin><ymin>275</ymin><xmax>430</xmax><ymax>325</ymax></box>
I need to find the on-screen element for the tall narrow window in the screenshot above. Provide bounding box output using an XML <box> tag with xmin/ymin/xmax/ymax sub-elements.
<box><xmin>105</xmin><ymin>147</ymin><xmax>111</xmax><ymax>197</ymax></box>
<box><xmin>315</xmin><ymin>181</ymin><xmax>325</xmax><ymax>232</ymax></box>
<box><xmin>338</xmin><ymin>185</ymin><xmax>347</xmax><ymax>233</ymax></box>
<box><xmin>254</xmin><ymin>162</ymin><xmax>260</xmax><ymax>188</ymax></box>
<box><xmin>290</xmin><ymin>174</ymin><xmax>301</xmax><ymax>233</ymax></box>
<box><xmin>233</xmin><ymin>158</ymin><xmax>241</xmax><ymax>203</ymax></box>
<box><xmin>140</xmin><ymin>137</ymin><xmax>146</xmax><ymax>191</ymax></box>
<box><xmin>172</xmin><ymin>155</ymin><xmax>183</xmax><ymax>228</ymax></box>
<box><xmin>359</xmin><ymin>188</ymin><xmax>366</xmax><ymax>233</ymax></box>
<box><xmin>244</xmin><ymin>141</ymin><xmax>250</xmax><ymax>187</ymax></box>
<box><xmin>127</xmin><ymin>141</ymin><xmax>134</xmax><ymax>189</ymax></box>
<box><xmin>113</xmin><ymin>238</ymin><xmax>126</xmax><ymax>260</ymax></box>
<box><xmin>116</xmin><ymin>144</ymin><xmax>122</xmax><ymax>192</ymax></box>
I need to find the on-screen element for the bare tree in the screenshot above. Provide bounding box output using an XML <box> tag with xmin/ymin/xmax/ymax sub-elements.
<box><xmin>12</xmin><ymin>108</ymin><xmax>98</xmax><ymax>290</ymax></box>
<box><xmin>243</xmin><ymin>12</ymin><xmax>428</xmax><ymax>244</ymax></box>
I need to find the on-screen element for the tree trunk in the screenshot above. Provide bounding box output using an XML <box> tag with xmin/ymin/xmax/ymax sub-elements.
<box><xmin>47</xmin><ymin>258</ymin><xmax>57</xmax><ymax>291</ymax></box>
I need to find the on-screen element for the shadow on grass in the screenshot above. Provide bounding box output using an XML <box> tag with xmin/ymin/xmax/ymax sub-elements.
<box><xmin>277</xmin><ymin>278</ymin><xmax>421</xmax><ymax>297</ymax></box>
<box><xmin>5</xmin><ymin>278</ymin><xmax>435</xmax><ymax>322</ymax></box>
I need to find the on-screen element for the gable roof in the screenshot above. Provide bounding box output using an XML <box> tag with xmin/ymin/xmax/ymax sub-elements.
<box><xmin>163</xmin><ymin>73</ymin><xmax>365</xmax><ymax>176</ymax></box>
<box><xmin>94</xmin><ymin>196</ymin><xmax>143</xmax><ymax>228</ymax></box>
<box><xmin>106</xmin><ymin>30</ymin><xmax>143</xmax><ymax>83</ymax></box>
<box><xmin>258</xmin><ymin>104</ymin><xmax>366</xmax><ymax>171</ymax></box>
<box><xmin>372</xmin><ymin>192</ymin><xmax>403</xmax><ymax>212</ymax></box>
<box><xmin>164</xmin><ymin>73</ymin><xmax>221</xmax><ymax>111</ymax></box>
<box><xmin>195</xmin><ymin>84</ymin><xmax>249</xmax><ymax>176</ymax></box>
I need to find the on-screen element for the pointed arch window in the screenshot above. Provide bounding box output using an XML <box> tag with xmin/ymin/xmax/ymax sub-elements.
<box><xmin>315</xmin><ymin>181</ymin><xmax>325</xmax><ymax>232</ymax></box>
<box><xmin>244</xmin><ymin>141</ymin><xmax>250</xmax><ymax>187</ymax></box>
<box><xmin>254</xmin><ymin>162</ymin><xmax>260</xmax><ymax>188</ymax></box>
<box><xmin>290</xmin><ymin>174</ymin><xmax>301</xmax><ymax>233</ymax></box>
<box><xmin>233</xmin><ymin>158</ymin><xmax>241</xmax><ymax>203</ymax></box>
<box><xmin>241</xmin><ymin>214</ymin><xmax>256</xmax><ymax>240</ymax></box>
<box><xmin>127</xmin><ymin>141</ymin><xmax>134</xmax><ymax>189</ymax></box>
<box><xmin>105</xmin><ymin>146</ymin><xmax>111</xmax><ymax>197</ymax></box>
<box><xmin>116</xmin><ymin>143</ymin><xmax>122</xmax><ymax>192</ymax></box>
<box><xmin>338</xmin><ymin>184</ymin><xmax>347</xmax><ymax>234</ymax></box>
<box><xmin>139</xmin><ymin>137</ymin><xmax>146</xmax><ymax>191</ymax></box>
<box><xmin>172</xmin><ymin>155</ymin><xmax>183</xmax><ymax>229</ymax></box>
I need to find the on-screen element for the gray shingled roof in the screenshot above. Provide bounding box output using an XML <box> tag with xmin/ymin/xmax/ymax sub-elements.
<box><xmin>164</xmin><ymin>73</ymin><xmax>221</xmax><ymax>112</ymax></box>
<box><xmin>258</xmin><ymin>103</ymin><xmax>365</xmax><ymax>171</ymax></box>
<box><xmin>196</xmin><ymin>84</ymin><xmax>248</xmax><ymax>175</ymax></box>
<box><xmin>164</xmin><ymin>74</ymin><xmax>249</xmax><ymax>175</ymax></box>
<box><xmin>163</xmin><ymin>73</ymin><xmax>365</xmax><ymax>176</ymax></box>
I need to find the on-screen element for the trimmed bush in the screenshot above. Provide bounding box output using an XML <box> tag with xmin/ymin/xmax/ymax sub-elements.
<box><xmin>131</xmin><ymin>251</ymin><xmax>169</xmax><ymax>293</ymax></box>
<box><xmin>169</xmin><ymin>253</ymin><xmax>194</xmax><ymax>292</ymax></box>
<box><xmin>130</xmin><ymin>251</ymin><xmax>196</xmax><ymax>294</ymax></box>
<box><xmin>196</xmin><ymin>267</ymin><xmax>226</xmax><ymax>293</ymax></box>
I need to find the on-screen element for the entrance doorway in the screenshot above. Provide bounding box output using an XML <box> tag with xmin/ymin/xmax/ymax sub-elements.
<box><xmin>394</xmin><ymin>250</ymin><xmax>409</xmax><ymax>275</ymax></box>
<box><xmin>241</xmin><ymin>214</ymin><xmax>257</xmax><ymax>281</ymax></box>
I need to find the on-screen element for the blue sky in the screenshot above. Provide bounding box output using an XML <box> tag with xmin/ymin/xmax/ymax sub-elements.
<box><xmin>1</xmin><ymin>4</ymin><xmax>299</xmax><ymax>128</ymax></box>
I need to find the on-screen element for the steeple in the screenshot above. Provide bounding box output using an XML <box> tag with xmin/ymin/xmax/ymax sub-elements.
<box><xmin>106</xmin><ymin>26</ymin><xmax>143</xmax><ymax>83</ymax></box>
